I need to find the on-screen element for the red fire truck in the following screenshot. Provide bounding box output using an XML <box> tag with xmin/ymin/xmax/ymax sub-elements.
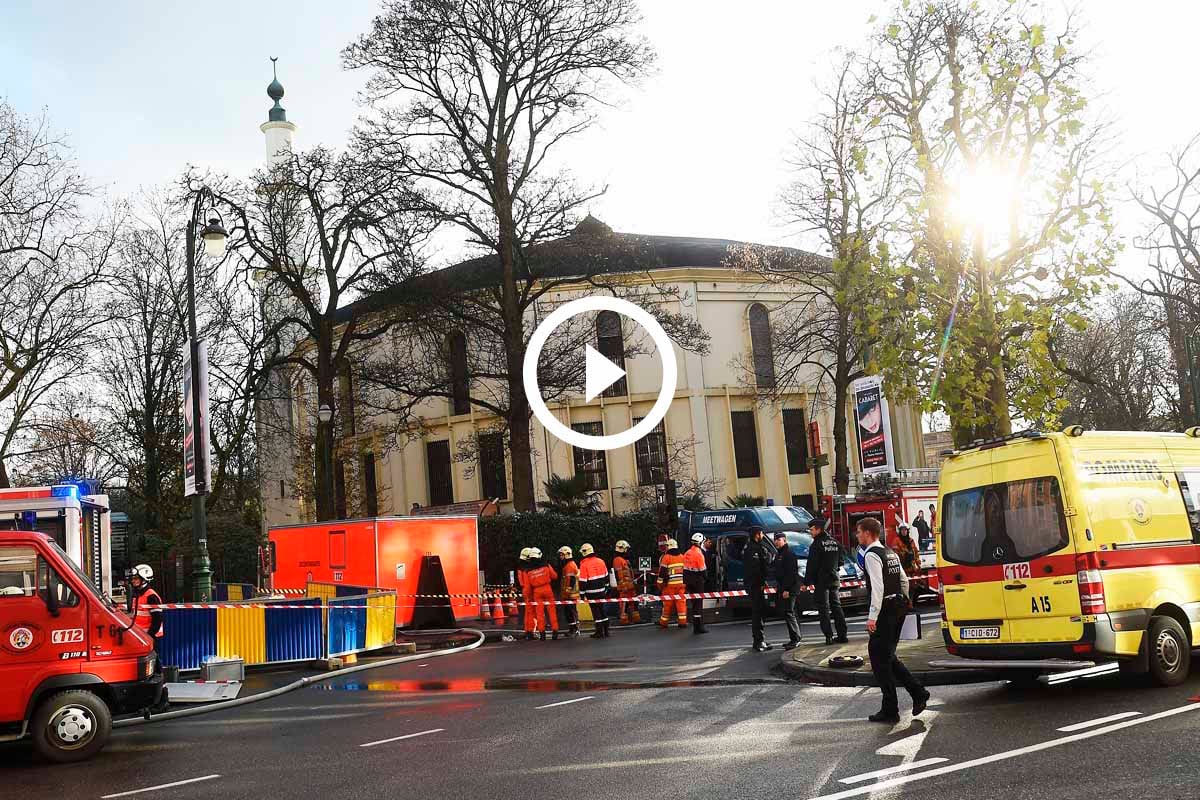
<box><xmin>1</xmin><ymin>529</ymin><xmax>164</xmax><ymax>762</ymax></box>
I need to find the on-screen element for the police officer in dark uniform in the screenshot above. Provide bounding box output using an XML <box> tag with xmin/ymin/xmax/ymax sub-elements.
<box><xmin>804</xmin><ymin>517</ymin><xmax>848</xmax><ymax>645</ymax></box>
<box><xmin>856</xmin><ymin>517</ymin><xmax>929</xmax><ymax>723</ymax></box>
<box><xmin>743</xmin><ymin>525</ymin><xmax>775</xmax><ymax>652</ymax></box>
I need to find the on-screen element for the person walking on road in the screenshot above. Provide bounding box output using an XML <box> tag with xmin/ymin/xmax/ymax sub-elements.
<box><xmin>857</xmin><ymin>517</ymin><xmax>929</xmax><ymax>724</ymax></box>
<box><xmin>518</xmin><ymin>547</ymin><xmax>536</xmax><ymax>640</ymax></box>
<box><xmin>525</xmin><ymin>548</ymin><xmax>560</xmax><ymax>640</ymax></box>
<box><xmin>558</xmin><ymin>546</ymin><xmax>581</xmax><ymax>638</ymax></box>
<box><xmin>657</xmin><ymin>539</ymin><xmax>688</xmax><ymax>629</ymax></box>
<box><xmin>772</xmin><ymin>532</ymin><xmax>802</xmax><ymax>649</ymax></box>
<box><xmin>578</xmin><ymin>544</ymin><xmax>611</xmax><ymax>639</ymax></box>
<box><xmin>804</xmin><ymin>518</ymin><xmax>848</xmax><ymax>645</ymax></box>
<box><xmin>743</xmin><ymin>525</ymin><xmax>775</xmax><ymax>652</ymax></box>
<box><xmin>613</xmin><ymin>540</ymin><xmax>641</xmax><ymax>625</ymax></box>
<box><xmin>683</xmin><ymin>533</ymin><xmax>708</xmax><ymax>635</ymax></box>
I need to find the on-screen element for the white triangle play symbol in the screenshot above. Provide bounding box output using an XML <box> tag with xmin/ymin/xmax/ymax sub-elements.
<box><xmin>585</xmin><ymin>345</ymin><xmax>626</xmax><ymax>402</ymax></box>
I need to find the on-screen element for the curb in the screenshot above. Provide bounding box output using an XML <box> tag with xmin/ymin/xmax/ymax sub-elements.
<box><xmin>778</xmin><ymin>652</ymin><xmax>1007</xmax><ymax>687</ymax></box>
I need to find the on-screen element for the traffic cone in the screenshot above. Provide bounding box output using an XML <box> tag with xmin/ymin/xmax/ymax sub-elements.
<box><xmin>506</xmin><ymin>591</ymin><xmax>518</xmax><ymax>619</ymax></box>
<box><xmin>480</xmin><ymin>592</ymin><xmax>492</xmax><ymax>621</ymax></box>
<box><xmin>492</xmin><ymin>593</ymin><xmax>506</xmax><ymax>625</ymax></box>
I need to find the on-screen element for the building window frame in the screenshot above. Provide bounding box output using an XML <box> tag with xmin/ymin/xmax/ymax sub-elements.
<box><xmin>596</xmin><ymin>310</ymin><xmax>628</xmax><ymax>398</ymax></box>
<box><xmin>448</xmin><ymin>331</ymin><xmax>470</xmax><ymax>416</ymax></box>
<box><xmin>632</xmin><ymin>416</ymin><xmax>667</xmax><ymax>486</ymax></box>
<box><xmin>478</xmin><ymin>432</ymin><xmax>508</xmax><ymax>500</ymax></box>
<box><xmin>426</xmin><ymin>439</ymin><xmax>454</xmax><ymax>507</ymax></box>
<box><xmin>748</xmin><ymin>303</ymin><xmax>776</xmax><ymax>388</ymax></box>
<box><xmin>731</xmin><ymin>410</ymin><xmax>761</xmax><ymax>479</ymax></box>
<box><xmin>572</xmin><ymin>421</ymin><xmax>609</xmax><ymax>490</ymax></box>
<box><xmin>782</xmin><ymin>408</ymin><xmax>809</xmax><ymax>475</ymax></box>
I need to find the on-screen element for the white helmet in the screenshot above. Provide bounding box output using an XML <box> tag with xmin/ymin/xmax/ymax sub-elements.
<box><xmin>580</xmin><ymin>543</ymin><xmax>595</xmax><ymax>557</ymax></box>
<box><xmin>519</xmin><ymin>547</ymin><xmax>532</xmax><ymax>561</ymax></box>
<box><xmin>666</xmin><ymin>538</ymin><xmax>678</xmax><ymax>550</ymax></box>
<box><xmin>133</xmin><ymin>564</ymin><xmax>154</xmax><ymax>582</ymax></box>
<box><xmin>558</xmin><ymin>546</ymin><xmax>573</xmax><ymax>559</ymax></box>
<box><xmin>614</xmin><ymin>540</ymin><xmax>630</xmax><ymax>553</ymax></box>
<box><xmin>691</xmin><ymin>533</ymin><xmax>704</xmax><ymax>545</ymax></box>
<box><xmin>528</xmin><ymin>547</ymin><xmax>543</xmax><ymax>559</ymax></box>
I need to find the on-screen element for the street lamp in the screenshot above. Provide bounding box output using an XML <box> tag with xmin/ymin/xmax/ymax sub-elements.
<box><xmin>318</xmin><ymin>404</ymin><xmax>333</xmax><ymax>424</ymax></box>
<box><xmin>184</xmin><ymin>190</ymin><xmax>226</xmax><ymax>602</ymax></box>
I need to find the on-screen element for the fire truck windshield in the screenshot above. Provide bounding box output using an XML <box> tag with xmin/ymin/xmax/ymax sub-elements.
<box><xmin>45</xmin><ymin>538</ymin><xmax>112</xmax><ymax>609</ymax></box>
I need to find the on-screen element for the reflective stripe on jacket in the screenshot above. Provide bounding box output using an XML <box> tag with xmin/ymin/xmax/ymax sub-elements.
<box><xmin>133</xmin><ymin>587</ymin><xmax>163</xmax><ymax>638</ymax></box>
<box><xmin>560</xmin><ymin>560</ymin><xmax>580</xmax><ymax>599</ymax></box>
<box><xmin>658</xmin><ymin>553</ymin><xmax>684</xmax><ymax>587</ymax></box>
<box><xmin>613</xmin><ymin>556</ymin><xmax>635</xmax><ymax>592</ymax></box>
<box><xmin>579</xmin><ymin>555</ymin><xmax>609</xmax><ymax>594</ymax></box>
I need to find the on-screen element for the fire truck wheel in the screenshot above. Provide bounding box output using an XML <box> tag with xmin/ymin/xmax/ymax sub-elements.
<box><xmin>31</xmin><ymin>690</ymin><xmax>112</xmax><ymax>763</ymax></box>
<box><xmin>1147</xmin><ymin>615</ymin><xmax>1190</xmax><ymax>688</ymax></box>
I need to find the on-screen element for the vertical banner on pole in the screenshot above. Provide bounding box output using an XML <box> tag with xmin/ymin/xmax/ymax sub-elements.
<box><xmin>182</xmin><ymin>340</ymin><xmax>211</xmax><ymax>497</ymax></box>
<box><xmin>851</xmin><ymin>375</ymin><xmax>895</xmax><ymax>475</ymax></box>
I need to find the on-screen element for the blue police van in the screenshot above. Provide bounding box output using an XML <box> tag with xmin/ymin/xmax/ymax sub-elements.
<box><xmin>679</xmin><ymin>506</ymin><xmax>867</xmax><ymax>611</ymax></box>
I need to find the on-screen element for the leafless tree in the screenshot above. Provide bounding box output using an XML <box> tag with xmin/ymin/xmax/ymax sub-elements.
<box><xmin>733</xmin><ymin>54</ymin><xmax>908</xmax><ymax>493</ymax></box>
<box><xmin>0</xmin><ymin>101</ymin><xmax>117</xmax><ymax>486</ymax></box>
<box><xmin>217</xmin><ymin>147</ymin><xmax>431</xmax><ymax>521</ymax></box>
<box><xmin>343</xmin><ymin>0</ymin><xmax>659</xmax><ymax>511</ymax></box>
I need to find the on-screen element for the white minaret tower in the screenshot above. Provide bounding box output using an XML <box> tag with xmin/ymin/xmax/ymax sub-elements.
<box><xmin>260</xmin><ymin>57</ymin><xmax>296</xmax><ymax>166</ymax></box>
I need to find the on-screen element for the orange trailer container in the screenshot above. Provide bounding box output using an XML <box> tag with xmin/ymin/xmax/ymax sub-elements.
<box><xmin>267</xmin><ymin>516</ymin><xmax>481</xmax><ymax>627</ymax></box>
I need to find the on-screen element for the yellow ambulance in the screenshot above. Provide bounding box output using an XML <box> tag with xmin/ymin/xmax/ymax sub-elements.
<box><xmin>936</xmin><ymin>428</ymin><xmax>1200</xmax><ymax>686</ymax></box>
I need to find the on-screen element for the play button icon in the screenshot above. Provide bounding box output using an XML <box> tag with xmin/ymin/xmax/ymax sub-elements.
<box><xmin>584</xmin><ymin>345</ymin><xmax>627</xmax><ymax>402</ymax></box>
<box><xmin>524</xmin><ymin>295</ymin><xmax>677</xmax><ymax>451</ymax></box>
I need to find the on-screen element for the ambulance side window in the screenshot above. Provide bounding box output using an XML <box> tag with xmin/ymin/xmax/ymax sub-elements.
<box><xmin>0</xmin><ymin>546</ymin><xmax>38</xmax><ymax>597</ymax></box>
<box><xmin>1175</xmin><ymin>472</ymin><xmax>1200</xmax><ymax>543</ymax></box>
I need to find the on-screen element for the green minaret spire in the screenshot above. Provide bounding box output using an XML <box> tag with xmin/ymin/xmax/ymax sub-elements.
<box><xmin>267</xmin><ymin>56</ymin><xmax>287</xmax><ymax>122</ymax></box>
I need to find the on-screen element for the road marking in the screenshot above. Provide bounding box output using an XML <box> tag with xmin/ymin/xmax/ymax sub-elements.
<box><xmin>102</xmin><ymin>774</ymin><xmax>220</xmax><ymax>798</ymax></box>
<box><xmin>807</xmin><ymin>701</ymin><xmax>1200</xmax><ymax>800</ymax></box>
<box><xmin>535</xmin><ymin>695</ymin><xmax>595</xmax><ymax>710</ymax></box>
<box><xmin>359</xmin><ymin>728</ymin><xmax>444</xmax><ymax>748</ymax></box>
<box><xmin>514</xmin><ymin>749</ymin><xmax>767</xmax><ymax>774</ymax></box>
<box><xmin>838</xmin><ymin>758</ymin><xmax>949</xmax><ymax>785</ymax></box>
<box><xmin>1056</xmin><ymin>711</ymin><xmax>1141</xmax><ymax>732</ymax></box>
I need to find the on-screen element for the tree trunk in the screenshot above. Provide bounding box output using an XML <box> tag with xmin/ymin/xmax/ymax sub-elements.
<box><xmin>0</xmin><ymin>458</ymin><xmax>8</xmax><ymax>489</ymax></box>
<box><xmin>950</xmin><ymin>235</ymin><xmax>1012</xmax><ymax>447</ymax></box>
<box><xmin>1165</xmin><ymin>298</ymin><xmax>1194</xmax><ymax>425</ymax></box>
<box><xmin>314</xmin><ymin>337</ymin><xmax>337</xmax><ymax>521</ymax></box>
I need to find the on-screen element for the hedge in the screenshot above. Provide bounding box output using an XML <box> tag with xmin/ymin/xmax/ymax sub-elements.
<box><xmin>480</xmin><ymin>510</ymin><xmax>665</xmax><ymax>584</ymax></box>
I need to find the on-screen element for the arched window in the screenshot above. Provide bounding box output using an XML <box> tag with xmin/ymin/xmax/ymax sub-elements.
<box><xmin>596</xmin><ymin>310</ymin><xmax>627</xmax><ymax>397</ymax></box>
<box><xmin>748</xmin><ymin>303</ymin><xmax>775</xmax><ymax>388</ymax></box>
<box><xmin>447</xmin><ymin>331</ymin><xmax>470</xmax><ymax>415</ymax></box>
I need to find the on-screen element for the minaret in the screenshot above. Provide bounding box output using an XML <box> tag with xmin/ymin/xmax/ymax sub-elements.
<box><xmin>260</xmin><ymin>57</ymin><xmax>296</xmax><ymax>166</ymax></box>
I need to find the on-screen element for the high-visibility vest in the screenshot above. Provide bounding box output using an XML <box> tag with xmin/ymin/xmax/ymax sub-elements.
<box><xmin>658</xmin><ymin>553</ymin><xmax>684</xmax><ymax>587</ymax></box>
<box><xmin>613</xmin><ymin>556</ymin><xmax>635</xmax><ymax>592</ymax></box>
<box><xmin>560</xmin><ymin>560</ymin><xmax>580</xmax><ymax>599</ymax></box>
<box><xmin>527</xmin><ymin>564</ymin><xmax>557</xmax><ymax>589</ymax></box>
<box><xmin>132</xmin><ymin>588</ymin><xmax>163</xmax><ymax>638</ymax></box>
<box><xmin>683</xmin><ymin>546</ymin><xmax>706</xmax><ymax>573</ymax></box>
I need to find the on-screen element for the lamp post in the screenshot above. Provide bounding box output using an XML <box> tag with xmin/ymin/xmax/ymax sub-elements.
<box><xmin>184</xmin><ymin>188</ymin><xmax>227</xmax><ymax>602</ymax></box>
<box><xmin>1186</xmin><ymin>328</ymin><xmax>1200</xmax><ymax>427</ymax></box>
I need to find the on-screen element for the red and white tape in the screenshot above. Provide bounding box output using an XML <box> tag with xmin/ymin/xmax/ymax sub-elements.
<box><xmin>157</xmin><ymin>581</ymin><xmax>870</xmax><ymax>610</ymax></box>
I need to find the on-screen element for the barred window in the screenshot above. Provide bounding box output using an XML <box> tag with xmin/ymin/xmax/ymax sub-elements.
<box><xmin>572</xmin><ymin>422</ymin><xmax>609</xmax><ymax>490</ymax></box>
<box><xmin>731</xmin><ymin>410</ymin><xmax>761</xmax><ymax>478</ymax></box>
<box><xmin>426</xmin><ymin>440</ymin><xmax>454</xmax><ymax>507</ymax></box>
<box><xmin>748</xmin><ymin>303</ymin><xmax>775</xmax><ymax>388</ymax></box>
<box><xmin>479</xmin><ymin>432</ymin><xmax>508</xmax><ymax>500</ymax></box>
<box><xmin>632</xmin><ymin>416</ymin><xmax>667</xmax><ymax>486</ymax></box>
<box><xmin>448</xmin><ymin>331</ymin><xmax>470</xmax><ymax>415</ymax></box>
<box><xmin>782</xmin><ymin>408</ymin><xmax>809</xmax><ymax>475</ymax></box>
<box><xmin>596</xmin><ymin>310</ymin><xmax>627</xmax><ymax>397</ymax></box>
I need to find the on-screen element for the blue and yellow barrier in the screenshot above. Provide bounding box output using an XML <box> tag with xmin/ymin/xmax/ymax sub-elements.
<box><xmin>212</xmin><ymin>582</ymin><xmax>256</xmax><ymax>601</ymax></box>
<box><xmin>159</xmin><ymin>597</ymin><xmax>323</xmax><ymax>671</ymax></box>
<box><xmin>327</xmin><ymin>591</ymin><xmax>398</xmax><ymax>657</ymax></box>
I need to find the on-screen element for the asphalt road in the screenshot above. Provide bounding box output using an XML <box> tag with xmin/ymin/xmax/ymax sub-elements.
<box><xmin>6</xmin><ymin>612</ymin><xmax>1200</xmax><ymax>800</ymax></box>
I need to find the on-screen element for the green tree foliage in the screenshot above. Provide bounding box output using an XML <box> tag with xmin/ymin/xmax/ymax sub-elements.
<box><xmin>539</xmin><ymin>474</ymin><xmax>603</xmax><ymax>515</ymax></box>
<box><xmin>723</xmin><ymin>493</ymin><xmax>764</xmax><ymax>508</ymax></box>
<box><xmin>865</xmin><ymin>1</ymin><xmax>1115</xmax><ymax>446</ymax></box>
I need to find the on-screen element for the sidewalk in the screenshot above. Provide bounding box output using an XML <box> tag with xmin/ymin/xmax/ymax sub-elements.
<box><xmin>779</xmin><ymin>635</ymin><xmax>1007</xmax><ymax>687</ymax></box>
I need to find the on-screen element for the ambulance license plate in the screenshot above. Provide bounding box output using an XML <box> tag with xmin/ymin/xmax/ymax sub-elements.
<box><xmin>960</xmin><ymin>626</ymin><xmax>1000</xmax><ymax>640</ymax></box>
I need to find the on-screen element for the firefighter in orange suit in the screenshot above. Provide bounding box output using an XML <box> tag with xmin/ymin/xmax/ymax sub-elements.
<box><xmin>683</xmin><ymin>533</ymin><xmax>709</xmax><ymax>635</ymax></box>
<box><xmin>578</xmin><ymin>543</ymin><xmax>611</xmax><ymax>639</ymax></box>
<box><xmin>128</xmin><ymin>564</ymin><xmax>164</xmax><ymax>646</ymax></box>
<box><xmin>558</xmin><ymin>546</ymin><xmax>581</xmax><ymax>638</ymax></box>
<box><xmin>518</xmin><ymin>547</ymin><xmax>536</xmax><ymax>640</ymax></box>
<box><xmin>525</xmin><ymin>548</ymin><xmax>560</xmax><ymax>641</ymax></box>
<box><xmin>657</xmin><ymin>539</ymin><xmax>687</xmax><ymax>628</ymax></box>
<box><xmin>612</xmin><ymin>540</ymin><xmax>641</xmax><ymax>625</ymax></box>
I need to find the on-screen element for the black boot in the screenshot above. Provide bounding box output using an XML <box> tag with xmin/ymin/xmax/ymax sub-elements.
<box><xmin>540</xmin><ymin>631</ymin><xmax>547</xmax><ymax>641</ymax></box>
<box><xmin>825</xmin><ymin>635</ymin><xmax>834</xmax><ymax>645</ymax></box>
<box><xmin>523</xmin><ymin>632</ymin><xmax>535</xmax><ymax>641</ymax></box>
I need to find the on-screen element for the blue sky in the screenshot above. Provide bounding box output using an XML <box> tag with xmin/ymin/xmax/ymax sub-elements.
<box><xmin>5</xmin><ymin>1</ymin><xmax>1200</xmax><ymax>268</ymax></box>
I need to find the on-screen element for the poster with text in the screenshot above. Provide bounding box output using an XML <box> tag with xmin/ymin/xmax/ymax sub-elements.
<box><xmin>182</xmin><ymin>340</ymin><xmax>211</xmax><ymax>496</ymax></box>
<box><xmin>851</xmin><ymin>375</ymin><xmax>895</xmax><ymax>475</ymax></box>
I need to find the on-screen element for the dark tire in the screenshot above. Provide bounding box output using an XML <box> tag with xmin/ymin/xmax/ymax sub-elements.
<box><xmin>1007</xmin><ymin>670</ymin><xmax>1041</xmax><ymax>689</ymax></box>
<box><xmin>1147</xmin><ymin>615</ymin><xmax>1190</xmax><ymax>687</ymax></box>
<box><xmin>30</xmin><ymin>690</ymin><xmax>112</xmax><ymax>763</ymax></box>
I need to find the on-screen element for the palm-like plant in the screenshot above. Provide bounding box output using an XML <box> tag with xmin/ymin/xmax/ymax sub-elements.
<box><xmin>723</xmin><ymin>493</ymin><xmax>764</xmax><ymax>508</ymax></box>
<box><xmin>540</xmin><ymin>474</ymin><xmax>603</xmax><ymax>515</ymax></box>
